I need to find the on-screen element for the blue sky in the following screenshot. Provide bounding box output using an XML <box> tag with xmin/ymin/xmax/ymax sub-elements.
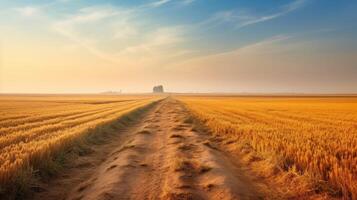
<box><xmin>0</xmin><ymin>0</ymin><xmax>356</xmax><ymax>93</ymax></box>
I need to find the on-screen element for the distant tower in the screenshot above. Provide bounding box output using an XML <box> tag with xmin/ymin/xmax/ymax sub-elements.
<box><xmin>153</xmin><ymin>85</ymin><xmax>164</xmax><ymax>93</ymax></box>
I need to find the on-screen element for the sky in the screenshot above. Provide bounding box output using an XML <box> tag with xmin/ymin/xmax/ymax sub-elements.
<box><xmin>0</xmin><ymin>0</ymin><xmax>356</xmax><ymax>93</ymax></box>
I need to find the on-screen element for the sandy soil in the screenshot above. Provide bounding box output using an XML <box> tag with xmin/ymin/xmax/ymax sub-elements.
<box><xmin>33</xmin><ymin>98</ymin><xmax>262</xmax><ymax>200</ymax></box>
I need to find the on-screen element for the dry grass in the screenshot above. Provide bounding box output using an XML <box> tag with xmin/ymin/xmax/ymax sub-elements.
<box><xmin>178</xmin><ymin>96</ymin><xmax>357</xmax><ymax>199</ymax></box>
<box><xmin>0</xmin><ymin>94</ymin><xmax>160</xmax><ymax>191</ymax></box>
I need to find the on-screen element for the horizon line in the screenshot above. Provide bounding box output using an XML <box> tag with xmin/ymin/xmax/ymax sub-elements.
<box><xmin>1</xmin><ymin>92</ymin><xmax>357</xmax><ymax>96</ymax></box>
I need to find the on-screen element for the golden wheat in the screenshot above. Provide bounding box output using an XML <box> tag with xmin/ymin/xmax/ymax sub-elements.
<box><xmin>178</xmin><ymin>96</ymin><xmax>357</xmax><ymax>199</ymax></box>
<box><xmin>0</xmin><ymin>95</ymin><xmax>160</xmax><ymax>185</ymax></box>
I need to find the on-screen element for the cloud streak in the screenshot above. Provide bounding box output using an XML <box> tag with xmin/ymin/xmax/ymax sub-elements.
<box><xmin>50</xmin><ymin>3</ymin><xmax>187</xmax><ymax>67</ymax></box>
<box><xmin>237</xmin><ymin>0</ymin><xmax>307</xmax><ymax>28</ymax></box>
<box><xmin>14</xmin><ymin>6</ymin><xmax>39</xmax><ymax>16</ymax></box>
<box><xmin>149</xmin><ymin>0</ymin><xmax>172</xmax><ymax>8</ymax></box>
<box><xmin>49</xmin><ymin>0</ymin><xmax>306</xmax><ymax>67</ymax></box>
<box><xmin>202</xmin><ymin>0</ymin><xmax>307</xmax><ymax>29</ymax></box>
<box><xmin>171</xmin><ymin>34</ymin><xmax>292</xmax><ymax>69</ymax></box>
<box><xmin>8</xmin><ymin>0</ymin><xmax>308</xmax><ymax>67</ymax></box>
<box><xmin>51</xmin><ymin>5</ymin><xmax>136</xmax><ymax>65</ymax></box>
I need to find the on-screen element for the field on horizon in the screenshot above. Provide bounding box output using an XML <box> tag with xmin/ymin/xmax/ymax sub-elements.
<box><xmin>0</xmin><ymin>95</ymin><xmax>161</xmax><ymax>188</ymax></box>
<box><xmin>179</xmin><ymin>95</ymin><xmax>357</xmax><ymax>199</ymax></box>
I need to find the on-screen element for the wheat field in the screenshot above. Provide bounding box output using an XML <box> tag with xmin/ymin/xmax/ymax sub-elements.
<box><xmin>0</xmin><ymin>95</ymin><xmax>159</xmax><ymax>186</ymax></box>
<box><xmin>178</xmin><ymin>96</ymin><xmax>357</xmax><ymax>199</ymax></box>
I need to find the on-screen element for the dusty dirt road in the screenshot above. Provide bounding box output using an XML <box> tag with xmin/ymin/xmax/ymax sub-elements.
<box><xmin>34</xmin><ymin>98</ymin><xmax>262</xmax><ymax>200</ymax></box>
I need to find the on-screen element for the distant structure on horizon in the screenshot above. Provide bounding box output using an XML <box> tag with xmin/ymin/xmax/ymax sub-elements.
<box><xmin>153</xmin><ymin>85</ymin><xmax>164</xmax><ymax>93</ymax></box>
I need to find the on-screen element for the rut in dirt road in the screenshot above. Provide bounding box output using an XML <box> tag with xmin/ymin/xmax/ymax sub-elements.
<box><xmin>35</xmin><ymin>98</ymin><xmax>262</xmax><ymax>200</ymax></box>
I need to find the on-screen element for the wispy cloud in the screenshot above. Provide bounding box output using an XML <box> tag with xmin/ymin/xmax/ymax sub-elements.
<box><xmin>50</xmin><ymin>3</ymin><xmax>188</xmax><ymax>66</ymax></box>
<box><xmin>236</xmin><ymin>35</ymin><xmax>292</xmax><ymax>52</ymax></box>
<box><xmin>199</xmin><ymin>10</ymin><xmax>251</xmax><ymax>27</ymax></box>
<box><xmin>203</xmin><ymin>0</ymin><xmax>307</xmax><ymax>29</ymax></box>
<box><xmin>9</xmin><ymin>0</ymin><xmax>303</xmax><ymax>68</ymax></box>
<box><xmin>117</xmin><ymin>26</ymin><xmax>184</xmax><ymax>54</ymax></box>
<box><xmin>62</xmin><ymin>6</ymin><xmax>123</xmax><ymax>24</ymax></box>
<box><xmin>149</xmin><ymin>0</ymin><xmax>172</xmax><ymax>8</ymax></box>
<box><xmin>169</xmin><ymin>35</ymin><xmax>292</xmax><ymax>73</ymax></box>
<box><xmin>176</xmin><ymin>35</ymin><xmax>292</xmax><ymax>66</ymax></box>
<box><xmin>13</xmin><ymin>0</ymin><xmax>75</xmax><ymax>17</ymax></box>
<box><xmin>51</xmin><ymin>5</ymin><xmax>134</xmax><ymax>64</ymax></box>
<box><xmin>237</xmin><ymin>0</ymin><xmax>306</xmax><ymax>28</ymax></box>
<box><xmin>14</xmin><ymin>6</ymin><xmax>40</xmax><ymax>16</ymax></box>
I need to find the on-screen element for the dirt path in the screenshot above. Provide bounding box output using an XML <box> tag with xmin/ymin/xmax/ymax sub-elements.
<box><xmin>34</xmin><ymin>98</ymin><xmax>262</xmax><ymax>200</ymax></box>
